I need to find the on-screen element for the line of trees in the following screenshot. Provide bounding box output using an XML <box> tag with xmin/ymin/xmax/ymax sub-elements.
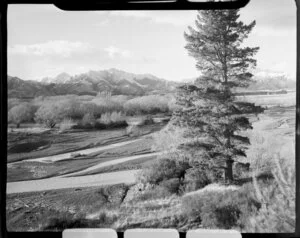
<box><xmin>8</xmin><ymin>94</ymin><xmax>173</xmax><ymax>128</ymax></box>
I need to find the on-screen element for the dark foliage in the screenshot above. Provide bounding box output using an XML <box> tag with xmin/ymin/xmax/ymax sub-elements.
<box><xmin>159</xmin><ymin>178</ymin><xmax>181</xmax><ymax>194</ymax></box>
<box><xmin>42</xmin><ymin>213</ymin><xmax>98</xmax><ymax>231</ymax></box>
<box><xmin>138</xmin><ymin>157</ymin><xmax>191</xmax><ymax>185</ymax></box>
<box><xmin>72</xmin><ymin>121</ymin><xmax>128</xmax><ymax>130</ymax></box>
<box><xmin>172</xmin><ymin>9</ymin><xmax>264</xmax><ymax>182</ymax></box>
<box><xmin>182</xmin><ymin>183</ymin><xmax>261</xmax><ymax>229</ymax></box>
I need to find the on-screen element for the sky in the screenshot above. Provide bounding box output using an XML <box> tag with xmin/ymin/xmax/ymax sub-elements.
<box><xmin>7</xmin><ymin>0</ymin><xmax>296</xmax><ymax>82</ymax></box>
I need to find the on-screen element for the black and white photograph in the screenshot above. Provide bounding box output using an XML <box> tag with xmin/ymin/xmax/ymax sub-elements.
<box><xmin>6</xmin><ymin>0</ymin><xmax>296</xmax><ymax>232</ymax></box>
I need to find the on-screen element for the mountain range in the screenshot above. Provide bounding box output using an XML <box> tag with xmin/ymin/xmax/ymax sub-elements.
<box><xmin>8</xmin><ymin>68</ymin><xmax>177</xmax><ymax>98</ymax></box>
<box><xmin>8</xmin><ymin>68</ymin><xmax>296</xmax><ymax>99</ymax></box>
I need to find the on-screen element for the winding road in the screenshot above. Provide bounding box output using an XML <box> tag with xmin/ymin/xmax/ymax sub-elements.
<box><xmin>7</xmin><ymin>170</ymin><xmax>141</xmax><ymax>194</ymax></box>
<box><xmin>61</xmin><ymin>152</ymin><xmax>162</xmax><ymax>177</ymax></box>
<box><xmin>11</xmin><ymin>138</ymin><xmax>143</xmax><ymax>164</ymax></box>
<box><xmin>7</xmin><ymin>137</ymin><xmax>159</xmax><ymax>194</ymax></box>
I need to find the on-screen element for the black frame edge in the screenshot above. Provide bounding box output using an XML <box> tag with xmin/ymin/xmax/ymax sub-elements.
<box><xmin>1</xmin><ymin>0</ymin><xmax>299</xmax><ymax>238</ymax></box>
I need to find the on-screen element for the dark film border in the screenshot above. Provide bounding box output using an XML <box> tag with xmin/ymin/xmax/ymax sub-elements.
<box><xmin>0</xmin><ymin>0</ymin><xmax>299</xmax><ymax>238</ymax></box>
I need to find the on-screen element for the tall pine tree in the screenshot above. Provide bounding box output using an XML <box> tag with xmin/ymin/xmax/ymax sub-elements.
<box><xmin>172</xmin><ymin>9</ymin><xmax>264</xmax><ymax>183</ymax></box>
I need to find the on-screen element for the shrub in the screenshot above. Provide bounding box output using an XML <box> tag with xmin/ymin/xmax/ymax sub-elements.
<box><xmin>35</xmin><ymin>102</ymin><xmax>67</xmax><ymax>128</ymax></box>
<box><xmin>137</xmin><ymin>157</ymin><xmax>190</xmax><ymax>185</ymax></box>
<box><xmin>99</xmin><ymin>111</ymin><xmax>126</xmax><ymax>125</ymax></box>
<box><xmin>77</xmin><ymin>95</ymin><xmax>94</xmax><ymax>101</ymax></box>
<box><xmin>207</xmin><ymin>185</ymin><xmax>260</xmax><ymax>229</ymax></box>
<box><xmin>245</xmin><ymin>154</ymin><xmax>295</xmax><ymax>232</ymax></box>
<box><xmin>110</xmin><ymin>111</ymin><xmax>124</xmax><ymax>123</ymax></box>
<box><xmin>98</xmin><ymin>211</ymin><xmax>108</xmax><ymax>223</ymax></box>
<box><xmin>182</xmin><ymin>167</ymin><xmax>214</xmax><ymax>193</ymax></box>
<box><xmin>124</xmin><ymin>95</ymin><xmax>169</xmax><ymax>115</ymax></box>
<box><xmin>96</xmin><ymin>184</ymin><xmax>130</xmax><ymax>204</ymax></box>
<box><xmin>247</xmin><ymin>133</ymin><xmax>284</xmax><ymax>174</ymax></box>
<box><xmin>96</xmin><ymin>111</ymin><xmax>128</xmax><ymax>129</ymax></box>
<box><xmin>181</xmin><ymin>183</ymin><xmax>261</xmax><ymax>229</ymax></box>
<box><xmin>213</xmin><ymin>204</ymin><xmax>241</xmax><ymax>229</ymax></box>
<box><xmin>181</xmin><ymin>193</ymin><xmax>205</xmax><ymax>222</ymax></box>
<box><xmin>234</xmin><ymin>162</ymin><xmax>251</xmax><ymax>179</ymax></box>
<box><xmin>136</xmin><ymin>158</ymin><xmax>177</xmax><ymax>184</ymax></box>
<box><xmin>73</xmin><ymin>112</ymin><xmax>128</xmax><ymax>130</ymax></box>
<box><xmin>72</xmin><ymin>113</ymin><xmax>97</xmax><ymax>129</ymax></box>
<box><xmin>33</xmin><ymin>95</ymin><xmax>126</xmax><ymax>119</ymax></box>
<box><xmin>126</xmin><ymin>125</ymin><xmax>141</xmax><ymax>137</ymax></box>
<box><xmin>126</xmin><ymin>115</ymin><xmax>154</xmax><ymax>127</ymax></box>
<box><xmin>82</xmin><ymin>113</ymin><xmax>97</xmax><ymax>127</ymax></box>
<box><xmin>91</xmin><ymin>98</ymin><xmax>124</xmax><ymax>115</ymax></box>
<box><xmin>151</xmin><ymin>124</ymin><xmax>187</xmax><ymax>153</ymax></box>
<box><xmin>41</xmin><ymin>212</ymin><xmax>93</xmax><ymax>231</ymax></box>
<box><xmin>8</xmin><ymin>102</ymin><xmax>37</xmax><ymax>128</ymax></box>
<box><xmin>142</xmin><ymin>116</ymin><xmax>154</xmax><ymax>125</ymax></box>
<box><xmin>79</xmin><ymin>102</ymin><xmax>101</xmax><ymax>118</ymax></box>
<box><xmin>8</xmin><ymin>98</ymin><xmax>21</xmax><ymax>110</ymax></box>
<box><xmin>134</xmin><ymin>185</ymin><xmax>172</xmax><ymax>202</ymax></box>
<box><xmin>59</xmin><ymin>118</ymin><xmax>74</xmax><ymax>132</ymax></box>
<box><xmin>34</xmin><ymin>97</ymin><xmax>83</xmax><ymax>120</ymax></box>
<box><xmin>59</xmin><ymin>99</ymin><xmax>82</xmax><ymax>120</ymax></box>
<box><xmin>159</xmin><ymin>178</ymin><xmax>181</xmax><ymax>194</ymax></box>
<box><xmin>99</xmin><ymin>113</ymin><xmax>112</xmax><ymax>125</ymax></box>
<box><xmin>166</xmin><ymin>94</ymin><xmax>181</xmax><ymax>113</ymax></box>
<box><xmin>97</xmin><ymin>211</ymin><xmax>117</xmax><ymax>225</ymax></box>
<box><xmin>111</xmin><ymin>95</ymin><xmax>130</xmax><ymax>105</ymax></box>
<box><xmin>241</xmin><ymin>134</ymin><xmax>295</xmax><ymax>232</ymax></box>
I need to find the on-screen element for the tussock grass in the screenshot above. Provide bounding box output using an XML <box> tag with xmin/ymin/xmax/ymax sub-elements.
<box><xmin>181</xmin><ymin>182</ymin><xmax>261</xmax><ymax>230</ymax></box>
<box><xmin>184</xmin><ymin>183</ymin><xmax>240</xmax><ymax>198</ymax></box>
<box><xmin>112</xmin><ymin>195</ymin><xmax>182</xmax><ymax>230</ymax></box>
<box><xmin>245</xmin><ymin>153</ymin><xmax>295</xmax><ymax>232</ymax></box>
<box><xmin>40</xmin><ymin>212</ymin><xmax>93</xmax><ymax>231</ymax></box>
<box><xmin>59</xmin><ymin>118</ymin><xmax>75</xmax><ymax>132</ymax></box>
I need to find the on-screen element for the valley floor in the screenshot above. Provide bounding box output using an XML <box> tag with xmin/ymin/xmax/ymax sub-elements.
<box><xmin>6</xmin><ymin>106</ymin><xmax>296</xmax><ymax>232</ymax></box>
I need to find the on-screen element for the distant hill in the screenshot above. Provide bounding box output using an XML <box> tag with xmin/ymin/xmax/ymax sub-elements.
<box><xmin>8</xmin><ymin>68</ymin><xmax>177</xmax><ymax>98</ymax></box>
<box><xmin>8</xmin><ymin>76</ymin><xmax>56</xmax><ymax>98</ymax></box>
<box><xmin>41</xmin><ymin>72</ymin><xmax>71</xmax><ymax>84</ymax></box>
<box><xmin>181</xmin><ymin>71</ymin><xmax>296</xmax><ymax>92</ymax></box>
<box><xmin>8</xmin><ymin>68</ymin><xmax>295</xmax><ymax>99</ymax></box>
<box><xmin>245</xmin><ymin>74</ymin><xmax>296</xmax><ymax>91</ymax></box>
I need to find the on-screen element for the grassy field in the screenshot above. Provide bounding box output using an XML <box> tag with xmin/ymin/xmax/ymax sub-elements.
<box><xmin>237</xmin><ymin>91</ymin><xmax>296</xmax><ymax>107</ymax></box>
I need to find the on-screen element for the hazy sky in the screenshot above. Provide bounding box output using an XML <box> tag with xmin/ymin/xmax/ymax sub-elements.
<box><xmin>7</xmin><ymin>0</ymin><xmax>296</xmax><ymax>81</ymax></box>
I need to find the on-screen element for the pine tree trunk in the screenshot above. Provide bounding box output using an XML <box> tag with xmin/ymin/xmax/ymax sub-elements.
<box><xmin>225</xmin><ymin>159</ymin><xmax>234</xmax><ymax>183</ymax></box>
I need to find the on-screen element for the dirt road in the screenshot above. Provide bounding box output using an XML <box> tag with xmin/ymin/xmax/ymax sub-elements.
<box><xmin>62</xmin><ymin>152</ymin><xmax>162</xmax><ymax>177</ymax></box>
<box><xmin>7</xmin><ymin>134</ymin><xmax>160</xmax><ymax>193</ymax></box>
<box><xmin>7</xmin><ymin>150</ymin><xmax>160</xmax><ymax>193</ymax></box>
<box><xmin>7</xmin><ymin>170</ymin><xmax>140</xmax><ymax>194</ymax></box>
<box><xmin>12</xmin><ymin>138</ymin><xmax>143</xmax><ymax>164</ymax></box>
